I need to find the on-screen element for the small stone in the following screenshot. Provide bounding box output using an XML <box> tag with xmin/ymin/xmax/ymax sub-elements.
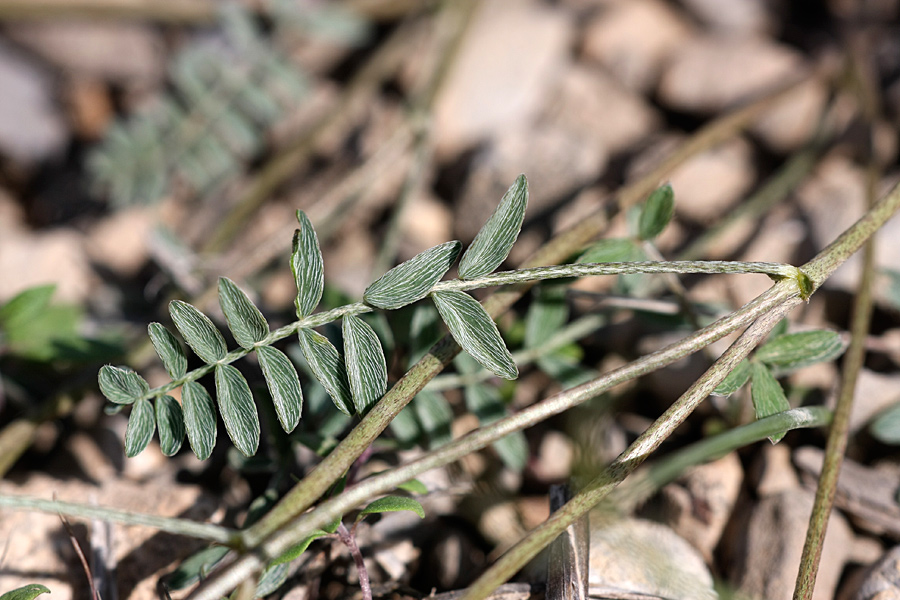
<box><xmin>844</xmin><ymin>369</ymin><xmax>900</xmax><ymax>435</ymax></box>
<box><xmin>8</xmin><ymin>22</ymin><xmax>163</xmax><ymax>83</ymax></box>
<box><xmin>545</xmin><ymin>64</ymin><xmax>662</xmax><ymax>155</ymax></box>
<box><xmin>853</xmin><ymin>545</ymin><xmax>900</xmax><ymax>600</ymax></box>
<box><xmin>433</xmin><ymin>0</ymin><xmax>573</xmax><ymax>157</ymax></box>
<box><xmin>659</xmin><ymin>37</ymin><xmax>806</xmax><ymax>114</ymax></box>
<box><xmin>795</xmin><ymin>157</ymin><xmax>900</xmax><ymax>292</ymax></box>
<box><xmin>0</xmin><ymin>41</ymin><xmax>67</xmax><ymax>163</ymax></box>
<box><xmin>0</xmin><ymin>228</ymin><xmax>94</xmax><ymax>303</ymax></box>
<box><xmin>751</xmin><ymin>78</ymin><xmax>829</xmax><ymax>152</ymax></box>
<box><xmin>456</xmin><ymin>122</ymin><xmax>606</xmax><ymax>241</ymax></box>
<box><xmin>589</xmin><ymin>516</ymin><xmax>717</xmax><ymax>600</ymax></box>
<box><xmin>531</xmin><ymin>431</ymin><xmax>575</xmax><ymax>482</ymax></box>
<box><xmin>399</xmin><ymin>191</ymin><xmax>453</xmax><ymax>257</ymax></box>
<box><xmin>581</xmin><ymin>0</ymin><xmax>695</xmax><ymax>92</ymax></box>
<box><xmin>753</xmin><ymin>442</ymin><xmax>800</xmax><ymax>497</ymax></box>
<box><xmin>733</xmin><ymin>488</ymin><xmax>854</xmax><ymax>600</ymax></box>
<box><xmin>661</xmin><ymin>452</ymin><xmax>743</xmax><ymax>562</ymax></box>
<box><xmin>679</xmin><ymin>0</ymin><xmax>776</xmax><ymax>35</ymax></box>
<box><xmin>65</xmin><ymin>77</ymin><xmax>114</xmax><ymax>140</ymax></box>
<box><xmin>85</xmin><ymin>206</ymin><xmax>154</xmax><ymax>277</ymax></box>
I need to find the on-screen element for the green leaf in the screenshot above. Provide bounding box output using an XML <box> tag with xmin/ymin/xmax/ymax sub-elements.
<box><xmin>637</xmin><ymin>183</ymin><xmax>674</xmax><ymax>241</ymax></box>
<box><xmin>408</xmin><ymin>303</ymin><xmax>443</xmax><ymax>367</ymax></box>
<box><xmin>524</xmin><ymin>284</ymin><xmax>568</xmax><ymax>349</ymax></box>
<box><xmin>458</xmin><ymin>174</ymin><xmax>528</xmax><ymax>280</ymax></box>
<box><xmin>342</xmin><ymin>314</ymin><xmax>388</xmax><ymax>415</ymax></box>
<box><xmin>148</xmin><ymin>323</ymin><xmax>187</xmax><ymax>378</ymax></box>
<box><xmin>755</xmin><ymin>330</ymin><xmax>846</xmax><ymax>372</ymax></box>
<box><xmin>537</xmin><ymin>351</ymin><xmax>598</xmax><ymax>390</ymax></box>
<box><xmin>883</xmin><ymin>268</ymin><xmax>900</xmax><ymax>311</ymax></box>
<box><xmin>271</xmin><ymin>530</ymin><xmax>331</xmax><ymax>566</ymax></box>
<box><xmin>217</xmin><ymin>277</ymin><xmax>268</xmax><ymax>349</ymax></box>
<box><xmin>389</xmin><ymin>405</ymin><xmax>421</xmax><ymax>447</ymax></box>
<box><xmin>0</xmin><ymin>584</ymin><xmax>52</xmax><ymax>600</ymax></box>
<box><xmin>297</xmin><ymin>327</ymin><xmax>354</xmax><ymax>415</ymax></box>
<box><xmin>215</xmin><ymin>364</ymin><xmax>260</xmax><ymax>457</ymax></box>
<box><xmin>125</xmin><ymin>398</ymin><xmax>156</xmax><ymax>457</ymax></box>
<box><xmin>396</xmin><ymin>479</ymin><xmax>427</xmax><ymax>494</ymax></box>
<box><xmin>750</xmin><ymin>361</ymin><xmax>791</xmax><ymax>443</ymax></box>
<box><xmin>576</xmin><ymin>238</ymin><xmax>640</xmax><ymax>264</ymax></box>
<box><xmin>255</xmin><ymin>562</ymin><xmax>289</xmax><ymax>597</ymax></box>
<box><xmin>465</xmin><ymin>382</ymin><xmax>528</xmax><ymax>471</ymax></box>
<box><xmin>364</xmin><ymin>241</ymin><xmax>462</xmax><ymax>310</ymax></box>
<box><xmin>0</xmin><ymin>285</ymin><xmax>54</xmax><ymax>325</ymax></box>
<box><xmin>256</xmin><ymin>345</ymin><xmax>303</xmax><ymax>433</ymax></box>
<box><xmin>182</xmin><ymin>381</ymin><xmax>217</xmax><ymax>460</ymax></box>
<box><xmin>711</xmin><ymin>360</ymin><xmax>751</xmax><ymax>397</ymax></box>
<box><xmin>169</xmin><ymin>300</ymin><xmax>227</xmax><ymax>364</ymax></box>
<box><xmin>155</xmin><ymin>394</ymin><xmax>185</xmax><ymax>456</ymax></box>
<box><xmin>163</xmin><ymin>545</ymin><xmax>229</xmax><ymax>590</ymax></box>
<box><xmin>869</xmin><ymin>402</ymin><xmax>900</xmax><ymax>445</ymax></box>
<box><xmin>431</xmin><ymin>290</ymin><xmax>517</xmax><ymax>380</ymax></box>
<box><xmin>98</xmin><ymin>365</ymin><xmax>149</xmax><ymax>405</ymax></box>
<box><xmin>292</xmin><ymin>211</ymin><xmax>325</xmax><ymax>318</ymax></box>
<box><xmin>413</xmin><ymin>390</ymin><xmax>453</xmax><ymax>448</ymax></box>
<box><xmin>357</xmin><ymin>496</ymin><xmax>425</xmax><ymax>520</ymax></box>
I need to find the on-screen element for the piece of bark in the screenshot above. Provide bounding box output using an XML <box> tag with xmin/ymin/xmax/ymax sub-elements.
<box><xmin>794</xmin><ymin>446</ymin><xmax>900</xmax><ymax>539</ymax></box>
<box><xmin>852</xmin><ymin>545</ymin><xmax>900</xmax><ymax>600</ymax></box>
<box><xmin>547</xmin><ymin>484</ymin><xmax>589</xmax><ymax>600</ymax></box>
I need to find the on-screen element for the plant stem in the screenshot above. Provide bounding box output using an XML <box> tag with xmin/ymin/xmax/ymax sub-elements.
<box><xmin>337</xmin><ymin>522</ymin><xmax>373</xmax><ymax>600</ymax></box>
<box><xmin>0</xmin><ymin>495</ymin><xmax>237</xmax><ymax>545</ymax></box>
<box><xmin>613</xmin><ymin>406</ymin><xmax>832</xmax><ymax>513</ymax></box>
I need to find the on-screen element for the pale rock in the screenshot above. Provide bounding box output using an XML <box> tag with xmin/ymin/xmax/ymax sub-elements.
<box><xmin>751</xmin><ymin>442</ymin><xmax>800</xmax><ymax>497</ymax></box>
<box><xmin>456</xmin><ymin>122</ymin><xmax>606</xmax><ymax>240</ymax></box>
<box><xmin>581</xmin><ymin>0</ymin><xmax>695</xmax><ymax>92</ymax></box>
<box><xmin>0</xmin><ymin>41</ymin><xmax>67</xmax><ymax>163</ymax></box>
<box><xmin>0</xmin><ymin>227</ymin><xmax>94</xmax><ymax>303</ymax></box>
<box><xmin>628</xmin><ymin>135</ymin><xmax>755</xmax><ymax>223</ymax></box>
<box><xmin>399</xmin><ymin>191</ymin><xmax>453</xmax><ymax>256</ymax></box>
<box><xmin>752</xmin><ymin>78</ymin><xmax>829</xmax><ymax>152</ymax></box>
<box><xmin>552</xmin><ymin>187</ymin><xmax>607</xmax><ymax>235</ymax></box>
<box><xmin>9</xmin><ymin>22</ymin><xmax>163</xmax><ymax>83</ymax></box>
<box><xmin>545</xmin><ymin>64</ymin><xmax>662</xmax><ymax>155</ymax></box>
<box><xmin>85</xmin><ymin>206</ymin><xmax>154</xmax><ymax>277</ymax></box>
<box><xmin>795</xmin><ymin>158</ymin><xmax>900</xmax><ymax>292</ymax></box>
<box><xmin>659</xmin><ymin>36</ymin><xmax>805</xmax><ymax>113</ymax></box>
<box><xmin>323</xmin><ymin>226</ymin><xmax>377</xmax><ymax>299</ymax></box>
<box><xmin>733</xmin><ymin>488</ymin><xmax>854</xmax><ymax>600</ymax></box>
<box><xmin>433</xmin><ymin>0</ymin><xmax>573</xmax><ymax>157</ymax></box>
<box><xmin>589</xmin><ymin>516</ymin><xmax>717</xmax><ymax>600</ymax></box>
<box><xmin>842</xmin><ymin>369</ymin><xmax>900</xmax><ymax>435</ymax></box>
<box><xmin>679</xmin><ymin>0</ymin><xmax>776</xmax><ymax>35</ymax></box>
<box><xmin>853</xmin><ymin>545</ymin><xmax>900</xmax><ymax>600</ymax></box>
<box><xmin>660</xmin><ymin>452</ymin><xmax>743</xmax><ymax>563</ymax></box>
<box><xmin>531</xmin><ymin>431</ymin><xmax>575</xmax><ymax>482</ymax></box>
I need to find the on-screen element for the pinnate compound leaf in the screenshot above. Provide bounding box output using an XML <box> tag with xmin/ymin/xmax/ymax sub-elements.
<box><xmin>99</xmin><ymin>365</ymin><xmax>149</xmax><ymax>405</ymax></box>
<box><xmin>271</xmin><ymin>530</ymin><xmax>330</xmax><ymax>566</ymax></box>
<box><xmin>0</xmin><ymin>584</ymin><xmax>52</xmax><ymax>600</ymax></box>
<box><xmin>342</xmin><ymin>314</ymin><xmax>387</xmax><ymax>415</ymax></box>
<box><xmin>169</xmin><ymin>300</ymin><xmax>227</xmax><ymax>364</ymax></box>
<box><xmin>297</xmin><ymin>327</ymin><xmax>354</xmax><ymax>415</ymax></box>
<box><xmin>755</xmin><ymin>330</ymin><xmax>845</xmax><ymax>372</ymax></box>
<box><xmin>257</xmin><ymin>345</ymin><xmax>303</xmax><ymax>433</ymax></box>
<box><xmin>869</xmin><ymin>402</ymin><xmax>900</xmax><ymax>445</ymax></box>
<box><xmin>155</xmin><ymin>394</ymin><xmax>185</xmax><ymax>456</ymax></box>
<box><xmin>182</xmin><ymin>381</ymin><xmax>217</xmax><ymax>460</ymax></box>
<box><xmin>364</xmin><ymin>241</ymin><xmax>461</xmax><ymax>310</ymax></box>
<box><xmin>750</xmin><ymin>361</ymin><xmax>791</xmax><ymax>443</ymax></box>
<box><xmin>292</xmin><ymin>211</ymin><xmax>324</xmax><ymax>318</ymax></box>
<box><xmin>431</xmin><ymin>291</ymin><xmax>517</xmax><ymax>380</ymax></box>
<box><xmin>576</xmin><ymin>238</ymin><xmax>640</xmax><ymax>264</ymax></box>
<box><xmin>637</xmin><ymin>183</ymin><xmax>675</xmax><ymax>241</ymax></box>
<box><xmin>458</xmin><ymin>174</ymin><xmax>528</xmax><ymax>280</ymax></box>
<box><xmin>218</xmin><ymin>277</ymin><xmax>268</xmax><ymax>349</ymax></box>
<box><xmin>357</xmin><ymin>496</ymin><xmax>425</xmax><ymax>520</ymax></box>
<box><xmin>712</xmin><ymin>359</ymin><xmax>751</xmax><ymax>397</ymax></box>
<box><xmin>125</xmin><ymin>398</ymin><xmax>156</xmax><ymax>457</ymax></box>
<box><xmin>214</xmin><ymin>364</ymin><xmax>260</xmax><ymax>457</ymax></box>
<box><xmin>148</xmin><ymin>323</ymin><xmax>187</xmax><ymax>378</ymax></box>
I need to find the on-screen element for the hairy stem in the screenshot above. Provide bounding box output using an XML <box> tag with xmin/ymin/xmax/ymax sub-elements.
<box><xmin>338</xmin><ymin>523</ymin><xmax>373</xmax><ymax>600</ymax></box>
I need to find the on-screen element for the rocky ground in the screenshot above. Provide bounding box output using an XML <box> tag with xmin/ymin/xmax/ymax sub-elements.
<box><xmin>1</xmin><ymin>1</ymin><xmax>900</xmax><ymax>599</ymax></box>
